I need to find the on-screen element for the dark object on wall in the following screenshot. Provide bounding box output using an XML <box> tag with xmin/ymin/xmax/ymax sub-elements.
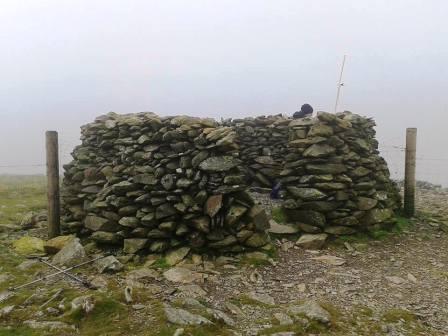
<box><xmin>293</xmin><ymin>104</ymin><xmax>314</xmax><ymax>119</ymax></box>
<box><xmin>270</xmin><ymin>182</ymin><xmax>282</xmax><ymax>199</ymax></box>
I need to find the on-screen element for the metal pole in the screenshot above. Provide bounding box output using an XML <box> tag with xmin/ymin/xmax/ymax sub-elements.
<box><xmin>404</xmin><ymin>128</ymin><xmax>417</xmax><ymax>217</ymax></box>
<box><xmin>9</xmin><ymin>255</ymin><xmax>107</xmax><ymax>291</ymax></box>
<box><xmin>334</xmin><ymin>55</ymin><xmax>347</xmax><ymax>113</ymax></box>
<box><xmin>38</xmin><ymin>258</ymin><xmax>91</xmax><ymax>287</ymax></box>
<box><xmin>46</xmin><ymin>131</ymin><xmax>61</xmax><ymax>238</ymax></box>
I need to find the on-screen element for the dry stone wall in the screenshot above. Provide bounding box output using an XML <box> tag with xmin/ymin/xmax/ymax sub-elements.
<box><xmin>222</xmin><ymin>115</ymin><xmax>289</xmax><ymax>188</ymax></box>
<box><xmin>62</xmin><ymin>112</ymin><xmax>270</xmax><ymax>254</ymax></box>
<box><xmin>281</xmin><ymin>111</ymin><xmax>401</xmax><ymax>235</ymax></box>
<box><xmin>62</xmin><ymin>110</ymin><xmax>401</xmax><ymax>255</ymax></box>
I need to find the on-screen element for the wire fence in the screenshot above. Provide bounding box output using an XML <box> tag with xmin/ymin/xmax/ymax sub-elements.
<box><xmin>0</xmin><ymin>134</ymin><xmax>447</xmax><ymax>188</ymax></box>
<box><xmin>0</xmin><ymin>132</ymin><xmax>81</xmax><ymax>176</ymax></box>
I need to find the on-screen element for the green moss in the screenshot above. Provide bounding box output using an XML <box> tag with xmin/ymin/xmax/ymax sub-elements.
<box><xmin>271</xmin><ymin>207</ymin><xmax>287</xmax><ymax>224</ymax></box>
<box><xmin>369</xmin><ymin>229</ymin><xmax>389</xmax><ymax>240</ymax></box>
<box><xmin>391</xmin><ymin>216</ymin><xmax>412</xmax><ymax>233</ymax></box>
<box><xmin>149</xmin><ymin>257</ymin><xmax>170</xmax><ymax>270</ymax></box>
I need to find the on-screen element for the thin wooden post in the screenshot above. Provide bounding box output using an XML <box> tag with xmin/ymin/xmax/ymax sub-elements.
<box><xmin>46</xmin><ymin>131</ymin><xmax>61</xmax><ymax>238</ymax></box>
<box><xmin>404</xmin><ymin>128</ymin><xmax>417</xmax><ymax>217</ymax></box>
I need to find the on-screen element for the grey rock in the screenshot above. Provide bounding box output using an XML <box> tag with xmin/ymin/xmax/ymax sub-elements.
<box><xmin>199</xmin><ymin>156</ymin><xmax>240</xmax><ymax>172</ymax></box>
<box><xmin>273</xmin><ymin>312</ymin><xmax>294</xmax><ymax>325</ymax></box>
<box><xmin>357</xmin><ymin>197</ymin><xmax>378</xmax><ymax>211</ymax></box>
<box><xmin>164</xmin><ymin>306</ymin><xmax>212</xmax><ymax>325</ymax></box>
<box><xmin>286</xmin><ymin>187</ymin><xmax>327</xmax><ymax>201</ymax></box>
<box><xmin>268</xmin><ymin>220</ymin><xmax>299</xmax><ymax>234</ymax></box>
<box><xmin>94</xmin><ymin>256</ymin><xmax>124</xmax><ymax>273</ymax></box>
<box><xmin>165</xmin><ymin>247</ymin><xmax>191</xmax><ymax>266</ymax></box>
<box><xmin>91</xmin><ymin>231</ymin><xmax>121</xmax><ymax>244</ymax></box>
<box><xmin>163</xmin><ymin>267</ymin><xmax>203</xmax><ymax>284</ymax></box>
<box><xmin>296</xmin><ymin>233</ymin><xmax>328</xmax><ymax>249</ymax></box>
<box><xmin>85</xmin><ymin>216</ymin><xmax>118</xmax><ymax>232</ymax></box>
<box><xmin>246</xmin><ymin>292</ymin><xmax>275</xmax><ymax>305</ymax></box>
<box><xmin>303</xmin><ymin>144</ymin><xmax>336</xmax><ymax>158</ymax></box>
<box><xmin>206</xmin><ymin>308</ymin><xmax>236</xmax><ymax>326</ymax></box>
<box><xmin>0</xmin><ymin>305</ymin><xmax>15</xmax><ymax>318</ymax></box>
<box><xmin>119</xmin><ymin>217</ymin><xmax>140</xmax><ymax>228</ymax></box>
<box><xmin>287</xmin><ymin>300</ymin><xmax>331</xmax><ymax>324</ymax></box>
<box><xmin>244</xmin><ymin>232</ymin><xmax>270</xmax><ymax>248</ymax></box>
<box><xmin>123</xmin><ymin>238</ymin><xmax>148</xmax><ymax>254</ymax></box>
<box><xmin>52</xmin><ymin>238</ymin><xmax>86</xmax><ymax>266</ymax></box>
<box><xmin>23</xmin><ymin>320</ymin><xmax>75</xmax><ymax>331</ymax></box>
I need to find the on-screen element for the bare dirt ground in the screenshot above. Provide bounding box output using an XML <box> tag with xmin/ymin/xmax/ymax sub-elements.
<box><xmin>1</xmin><ymin>182</ymin><xmax>447</xmax><ymax>335</ymax></box>
<box><xmin>197</xmin><ymin>189</ymin><xmax>448</xmax><ymax>335</ymax></box>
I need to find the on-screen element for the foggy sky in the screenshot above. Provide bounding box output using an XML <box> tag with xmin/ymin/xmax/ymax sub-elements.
<box><xmin>1</xmin><ymin>0</ymin><xmax>447</xmax><ymax>185</ymax></box>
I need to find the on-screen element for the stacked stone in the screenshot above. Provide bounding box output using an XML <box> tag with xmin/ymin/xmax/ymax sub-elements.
<box><xmin>222</xmin><ymin>115</ymin><xmax>290</xmax><ymax>188</ymax></box>
<box><xmin>62</xmin><ymin>112</ymin><xmax>270</xmax><ymax>254</ymax></box>
<box><xmin>281</xmin><ymin>111</ymin><xmax>401</xmax><ymax>235</ymax></box>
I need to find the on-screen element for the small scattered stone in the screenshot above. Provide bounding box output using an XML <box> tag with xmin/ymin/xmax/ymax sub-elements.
<box><xmin>24</xmin><ymin>320</ymin><xmax>75</xmax><ymax>331</ymax></box>
<box><xmin>246</xmin><ymin>292</ymin><xmax>275</xmax><ymax>306</ymax></box>
<box><xmin>94</xmin><ymin>256</ymin><xmax>124</xmax><ymax>273</ymax></box>
<box><xmin>71</xmin><ymin>295</ymin><xmax>95</xmax><ymax>313</ymax></box>
<box><xmin>311</xmin><ymin>255</ymin><xmax>346</xmax><ymax>266</ymax></box>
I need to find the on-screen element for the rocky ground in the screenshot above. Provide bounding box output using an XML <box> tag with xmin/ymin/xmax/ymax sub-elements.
<box><xmin>0</xmin><ymin>181</ymin><xmax>447</xmax><ymax>335</ymax></box>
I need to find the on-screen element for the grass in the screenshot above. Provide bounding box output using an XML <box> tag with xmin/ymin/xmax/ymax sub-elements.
<box><xmin>0</xmin><ymin>327</ymin><xmax>42</xmax><ymax>336</ymax></box>
<box><xmin>0</xmin><ymin>175</ymin><xmax>46</xmax><ymax>224</ymax></box>
<box><xmin>335</xmin><ymin>215</ymin><xmax>413</xmax><ymax>245</ymax></box>
<box><xmin>382</xmin><ymin>308</ymin><xmax>416</xmax><ymax>323</ymax></box>
<box><xmin>149</xmin><ymin>257</ymin><xmax>171</xmax><ymax>270</ymax></box>
<box><xmin>64</xmin><ymin>296</ymin><xmax>131</xmax><ymax>335</ymax></box>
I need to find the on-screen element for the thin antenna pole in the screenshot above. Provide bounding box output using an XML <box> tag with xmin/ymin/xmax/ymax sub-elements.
<box><xmin>334</xmin><ymin>55</ymin><xmax>347</xmax><ymax>113</ymax></box>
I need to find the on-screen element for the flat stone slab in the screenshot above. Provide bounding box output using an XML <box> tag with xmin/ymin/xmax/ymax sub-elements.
<box><xmin>268</xmin><ymin>220</ymin><xmax>299</xmax><ymax>234</ymax></box>
<box><xmin>164</xmin><ymin>306</ymin><xmax>211</xmax><ymax>325</ymax></box>
<box><xmin>296</xmin><ymin>233</ymin><xmax>328</xmax><ymax>249</ymax></box>
<box><xmin>163</xmin><ymin>267</ymin><xmax>203</xmax><ymax>284</ymax></box>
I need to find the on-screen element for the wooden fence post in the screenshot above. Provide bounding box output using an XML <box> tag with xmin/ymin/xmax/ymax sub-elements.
<box><xmin>404</xmin><ymin>128</ymin><xmax>417</xmax><ymax>217</ymax></box>
<box><xmin>46</xmin><ymin>131</ymin><xmax>61</xmax><ymax>238</ymax></box>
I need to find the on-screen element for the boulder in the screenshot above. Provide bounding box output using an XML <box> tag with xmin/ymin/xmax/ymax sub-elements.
<box><xmin>296</xmin><ymin>233</ymin><xmax>328</xmax><ymax>249</ymax></box>
<box><xmin>44</xmin><ymin>235</ymin><xmax>75</xmax><ymax>254</ymax></box>
<box><xmin>12</xmin><ymin>236</ymin><xmax>45</xmax><ymax>256</ymax></box>
<box><xmin>52</xmin><ymin>238</ymin><xmax>86</xmax><ymax>266</ymax></box>
<box><xmin>94</xmin><ymin>256</ymin><xmax>124</xmax><ymax>273</ymax></box>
